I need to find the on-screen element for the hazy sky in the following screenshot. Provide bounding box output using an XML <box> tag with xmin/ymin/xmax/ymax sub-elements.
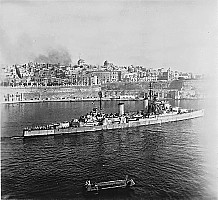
<box><xmin>0</xmin><ymin>0</ymin><xmax>217</xmax><ymax>74</ymax></box>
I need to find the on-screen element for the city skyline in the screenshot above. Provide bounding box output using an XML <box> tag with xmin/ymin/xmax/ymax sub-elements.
<box><xmin>0</xmin><ymin>0</ymin><xmax>216</xmax><ymax>75</ymax></box>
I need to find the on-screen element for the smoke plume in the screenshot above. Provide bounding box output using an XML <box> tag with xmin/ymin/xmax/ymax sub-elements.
<box><xmin>0</xmin><ymin>28</ymin><xmax>72</xmax><ymax>66</ymax></box>
<box><xmin>34</xmin><ymin>49</ymin><xmax>72</xmax><ymax>65</ymax></box>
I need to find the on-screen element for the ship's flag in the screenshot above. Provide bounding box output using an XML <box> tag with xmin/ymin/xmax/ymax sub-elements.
<box><xmin>15</xmin><ymin>65</ymin><xmax>22</xmax><ymax>78</ymax></box>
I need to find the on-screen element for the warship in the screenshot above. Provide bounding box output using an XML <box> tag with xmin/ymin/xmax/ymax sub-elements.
<box><xmin>23</xmin><ymin>83</ymin><xmax>204</xmax><ymax>137</ymax></box>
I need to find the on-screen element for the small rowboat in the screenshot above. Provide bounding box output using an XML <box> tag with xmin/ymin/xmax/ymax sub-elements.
<box><xmin>85</xmin><ymin>175</ymin><xmax>135</xmax><ymax>193</ymax></box>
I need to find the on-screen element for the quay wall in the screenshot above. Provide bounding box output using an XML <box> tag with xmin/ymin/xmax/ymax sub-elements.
<box><xmin>0</xmin><ymin>79</ymin><xmax>206</xmax><ymax>103</ymax></box>
<box><xmin>0</xmin><ymin>86</ymin><xmax>101</xmax><ymax>102</ymax></box>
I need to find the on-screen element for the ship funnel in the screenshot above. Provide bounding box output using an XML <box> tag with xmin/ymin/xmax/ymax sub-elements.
<box><xmin>118</xmin><ymin>103</ymin><xmax>124</xmax><ymax>115</ymax></box>
<box><xmin>144</xmin><ymin>99</ymin><xmax>148</xmax><ymax>109</ymax></box>
<box><xmin>143</xmin><ymin>93</ymin><xmax>149</xmax><ymax>112</ymax></box>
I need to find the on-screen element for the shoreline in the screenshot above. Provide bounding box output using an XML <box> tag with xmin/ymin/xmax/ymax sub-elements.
<box><xmin>0</xmin><ymin>97</ymin><xmax>205</xmax><ymax>104</ymax></box>
<box><xmin>0</xmin><ymin>98</ymin><xmax>140</xmax><ymax>104</ymax></box>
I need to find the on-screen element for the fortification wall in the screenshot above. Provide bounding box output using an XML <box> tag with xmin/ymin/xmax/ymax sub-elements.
<box><xmin>0</xmin><ymin>86</ymin><xmax>101</xmax><ymax>102</ymax></box>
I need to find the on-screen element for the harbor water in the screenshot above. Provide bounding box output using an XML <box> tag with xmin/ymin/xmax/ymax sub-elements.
<box><xmin>1</xmin><ymin>100</ymin><xmax>218</xmax><ymax>199</ymax></box>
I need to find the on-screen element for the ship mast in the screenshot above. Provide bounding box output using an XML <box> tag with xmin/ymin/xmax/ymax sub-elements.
<box><xmin>148</xmin><ymin>82</ymin><xmax>153</xmax><ymax>114</ymax></box>
<box><xmin>98</xmin><ymin>91</ymin><xmax>102</xmax><ymax>111</ymax></box>
<box><xmin>149</xmin><ymin>82</ymin><xmax>152</xmax><ymax>101</ymax></box>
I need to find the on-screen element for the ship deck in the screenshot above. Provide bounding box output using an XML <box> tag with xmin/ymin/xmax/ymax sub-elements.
<box><xmin>23</xmin><ymin>109</ymin><xmax>204</xmax><ymax>137</ymax></box>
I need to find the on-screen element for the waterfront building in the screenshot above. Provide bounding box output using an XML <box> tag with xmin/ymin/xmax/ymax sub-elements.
<box><xmin>92</xmin><ymin>70</ymin><xmax>111</xmax><ymax>84</ymax></box>
<box><xmin>145</xmin><ymin>73</ymin><xmax>158</xmax><ymax>82</ymax></box>
<box><xmin>1</xmin><ymin>60</ymin><xmax>205</xmax><ymax>88</ymax></box>
<box><xmin>87</xmin><ymin>75</ymin><xmax>98</xmax><ymax>85</ymax></box>
<box><xmin>122</xmin><ymin>72</ymin><xmax>138</xmax><ymax>82</ymax></box>
<box><xmin>3</xmin><ymin>92</ymin><xmax>24</xmax><ymax>102</ymax></box>
<box><xmin>78</xmin><ymin>58</ymin><xmax>85</xmax><ymax>66</ymax></box>
<box><xmin>178</xmin><ymin>72</ymin><xmax>193</xmax><ymax>80</ymax></box>
<box><xmin>110</xmin><ymin>71</ymin><xmax>121</xmax><ymax>82</ymax></box>
<box><xmin>173</xmin><ymin>71</ymin><xmax>180</xmax><ymax>80</ymax></box>
<box><xmin>70</xmin><ymin>73</ymin><xmax>78</xmax><ymax>85</ymax></box>
<box><xmin>158</xmin><ymin>68</ymin><xmax>174</xmax><ymax>81</ymax></box>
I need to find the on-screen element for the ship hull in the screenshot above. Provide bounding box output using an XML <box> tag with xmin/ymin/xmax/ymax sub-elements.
<box><xmin>23</xmin><ymin>109</ymin><xmax>204</xmax><ymax>137</ymax></box>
